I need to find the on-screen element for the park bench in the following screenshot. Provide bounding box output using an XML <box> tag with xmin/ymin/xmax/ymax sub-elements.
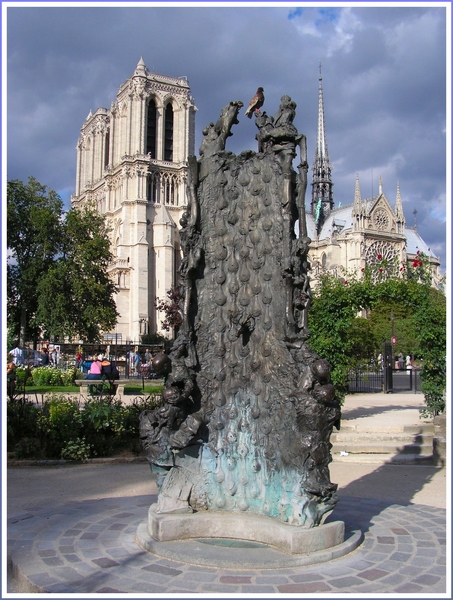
<box><xmin>75</xmin><ymin>379</ymin><xmax>129</xmax><ymax>396</ymax></box>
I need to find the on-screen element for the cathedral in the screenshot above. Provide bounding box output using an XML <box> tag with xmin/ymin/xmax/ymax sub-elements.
<box><xmin>306</xmin><ymin>67</ymin><xmax>441</xmax><ymax>287</ymax></box>
<box><xmin>71</xmin><ymin>59</ymin><xmax>442</xmax><ymax>342</ymax></box>
<box><xmin>71</xmin><ymin>58</ymin><xmax>196</xmax><ymax>342</ymax></box>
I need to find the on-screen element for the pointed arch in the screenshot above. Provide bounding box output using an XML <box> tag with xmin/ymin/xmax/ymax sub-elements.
<box><xmin>164</xmin><ymin>102</ymin><xmax>174</xmax><ymax>162</ymax></box>
<box><xmin>146</xmin><ymin>97</ymin><xmax>157</xmax><ymax>157</ymax></box>
<box><xmin>147</xmin><ymin>170</ymin><xmax>159</xmax><ymax>203</ymax></box>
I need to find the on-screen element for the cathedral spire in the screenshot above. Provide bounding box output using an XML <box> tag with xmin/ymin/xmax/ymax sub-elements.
<box><xmin>311</xmin><ymin>62</ymin><xmax>334</xmax><ymax>231</ymax></box>
<box><xmin>395</xmin><ymin>181</ymin><xmax>405</xmax><ymax>232</ymax></box>
<box><xmin>352</xmin><ymin>173</ymin><xmax>363</xmax><ymax>217</ymax></box>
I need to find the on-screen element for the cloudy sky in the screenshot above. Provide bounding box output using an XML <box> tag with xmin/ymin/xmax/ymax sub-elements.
<box><xmin>5</xmin><ymin>2</ymin><xmax>449</xmax><ymax>271</ymax></box>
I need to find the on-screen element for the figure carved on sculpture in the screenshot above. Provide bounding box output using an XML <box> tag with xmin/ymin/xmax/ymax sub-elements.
<box><xmin>140</xmin><ymin>94</ymin><xmax>340</xmax><ymax>527</ymax></box>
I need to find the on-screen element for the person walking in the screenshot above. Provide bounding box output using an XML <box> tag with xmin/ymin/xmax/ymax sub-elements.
<box><xmin>134</xmin><ymin>349</ymin><xmax>141</xmax><ymax>378</ymax></box>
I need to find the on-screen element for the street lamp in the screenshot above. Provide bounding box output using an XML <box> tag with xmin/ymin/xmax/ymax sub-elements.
<box><xmin>390</xmin><ymin>311</ymin><xmax>396</xmax><ymax>368</ymax></box>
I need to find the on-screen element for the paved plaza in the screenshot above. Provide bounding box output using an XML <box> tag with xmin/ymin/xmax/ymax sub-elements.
<box><xmin>6</xmin><ymin>392</ymin><xmax>449</xmax><ymax>595</ymax></box>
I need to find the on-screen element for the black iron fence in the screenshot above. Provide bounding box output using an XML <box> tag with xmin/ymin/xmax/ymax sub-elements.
<box><xmin>348</xmin><ymin>367</ymin><xmax>422</xmax><ymax>394</ymax></box>
<box><xmin>347</xmin><ymin>369</ymin><xmax>384</xmax><ymax>393</ymax></box>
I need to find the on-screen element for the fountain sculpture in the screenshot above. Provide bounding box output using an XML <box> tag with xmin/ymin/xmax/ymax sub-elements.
<box><xmin>138</xmin><ymin>96</ymin><xmax>344</xmax><ymax>557</ymax></box>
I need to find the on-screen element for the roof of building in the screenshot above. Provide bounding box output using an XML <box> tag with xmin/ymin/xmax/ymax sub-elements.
<box><xmin>305</xmin><ymin>203</ymin><xmax>439</xmax><ymax>261</ymax></box>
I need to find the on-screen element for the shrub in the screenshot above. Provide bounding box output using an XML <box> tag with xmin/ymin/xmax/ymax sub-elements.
<box><xmin>60</xmin><ymin>366</ymin><xmax>82</xmax><ymax>385</ymax></box>
<box><xmin>15</xmin><ymin>367</ymin><xmax>33</xmax><ymax>387</ymax></box>
<box><xmin>32</xmin><ymin>366</ymin><xmax>63</xmax><ymax>386</ymax></box>
<box><xmin>81</xmin><ymin>397</ymin><xmax>136</xmax><ymax>456</ymax></box>
<box><xmin>7</xmin><ymin>400</ymin><xmax>40</xmax><ymax>449</ymax></box>
<box><xmin>60</xmin><ymin>438</ymin><xmax>92</xmax><ymax>461</ymax></box>
<box><xmin>7</xmin><ymin>394</ymin><xmax>163</xmax><ymax>460</ymax></box>
<box><xmin>38</xmin><ymin>395</ymin><xmax>82</xmax><ymax>458</ymax></box>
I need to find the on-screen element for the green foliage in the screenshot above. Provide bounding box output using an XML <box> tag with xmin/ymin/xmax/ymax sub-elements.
<box><xmin>36</xmin><ymin>204</ymin><xmax>119</xmax><ymax>342</ymax></box>
<box><xmin>7</xmin><ymin>395</ymin><xmax>163</xmax><ymax>460</ymax></box>
<box><xmin>7</xmin><ymin>177</ymin><xmax>63</xmax><ymax>344</ymax></box>
<box><xmin>7</xmin><ymin>400</ymin><xmax>40</xmax><ymax>450</ymax></box>
<box><xmin>140</xmin><ymin>332</ymin><xmax>167</xmax><ymax>345</ymax></box>
<box><xmin>32</xmin><ymin>367</ymin><xmax>64</xmax><ymax>386</ymax></box>
<box><xmin>38</xmin><ymin>395</ymin><xmax>83</xmax><ymax>458</ymax></box>
<box><xmin>60</xmin><ymin>367</ymin><xmax>82</xmax><ymax>385</ymax></box>
<box><xmin>15</xmin><ymin>366</ymin><xmax>33</xmax><ymax>387</ymax></box>
<box><xmin>31</xmin><ymin>366</ymin><xmax>82</xmax><ymax>387</ymax></box>
<box><xmin>60</xmin><ymin>438</ymin><xmax>92</xmax><ymax>461</ymax></box>
<box><xmin>7</xmin><ymin>177</ymin><xmax>119</xmax><ymax>345</ymax></box>
<box><xmin>308</xmin><ymin>252</ymin><xmax>446</xmax><ymax>414</ymax></box>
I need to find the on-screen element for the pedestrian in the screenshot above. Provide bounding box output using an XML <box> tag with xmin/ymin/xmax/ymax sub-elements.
<box><xmin>134</xmin><ymin>349</ymin><xmax>141</xmax><ymax>378</ymax></box>
<box><xmin>129</xmin><ymin>349</ymin><xmax>135</xmax><ymax>374</ymax></box>
<box><xmin>7</xmin><ymin>353</ymin><xmax>16</xmax><ymax>380</ymax></box>
<box><xmin>51</xmin><ymin>348</ymin><xmax>58</xmax><ymax>366</ymax></box>
<box><xmin>7</xmin><ymin>353</ymin><xmax>17</xmax><ymax>397</ymax></box>
<box><xmin>406</xmin><ymin>354</ymin><xmax>412</xmax><ymax>370</ymax></box>
<box><xmin>398</xmin><ymin>352</ymin><xmax>404</xmax><ymax>370</ymax></box>
<box><xmin>40</xmin><ymin>347</ymin><xmax>50</xmax><ymax>366</ymax></box>
<box><xmin>76</xmin><ymin>350</ymin><xmax>83</xmax><ymax>368</ymax></box>
<box><xmin>9</xmin><ymin>346</ymin><xmax>24</xmax><ymax>366</ymax></box>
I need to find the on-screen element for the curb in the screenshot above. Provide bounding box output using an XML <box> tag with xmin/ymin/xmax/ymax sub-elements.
<box><xmin>7</xmin><ymin>455</ymin><xmax>148</xmax><ymax>467</ymax></box>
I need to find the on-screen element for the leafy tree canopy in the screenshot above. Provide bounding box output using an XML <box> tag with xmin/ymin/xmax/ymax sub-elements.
<box><xmin>7</xmin><ymin>177</ymin><xmax>119</xmax><ymax>344</ymax></box>
<box><xmin>308</xmin><ymin>254</ymin><xmax>446</xmax><ymax>415</ymax></box>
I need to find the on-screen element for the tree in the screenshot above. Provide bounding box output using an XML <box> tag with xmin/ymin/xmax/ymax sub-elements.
<box><xmin>155</xmin><ymin>285</ymin><xmax>183</xmax><ymax>335</ymax></box>
<box><xmin>35</xmin><ymin>205</ymin><xmax>119</xmax><ymax>342</ymax></box>
<box><xmin>368</xmin><ymin>299</ymin><xmax>419</xmax><ymax>357</ymax></box>
<box><xmin>308</xmin><ymin>254</ymin><xmax>446</xmax><ymax>415</ymax></box>
<box><xmin>7</xmin><ymin>177</ymin><xmax>119</xmax><ymax>344</ymax></box>
<box><xmin>7</xmin><ymin>177</ymin><xmax>63</xmax><ymax>345</ymax></box>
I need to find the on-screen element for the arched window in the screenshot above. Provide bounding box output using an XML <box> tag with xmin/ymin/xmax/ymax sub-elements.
<box><xmin>164</xmin><ymin>103</ymin><xmax>173</xmax><ymax>161</ymax></box>
<box><xmin>321</xmin><ymin>252</ymin><xmax>327</xmax><ymax>268</ymax></box>
<box><xmin>146</xmin><ymin>99</ymin><xmax>157</xmax><ymax>158</ymax></box>
<box><xmin>147</xmin><ymin>172</ymin><xmax>158</xmax><ymax>203</ymax></box>
<box><xmin>104</xmin><ymin>128</ymin><xmax>110</xmax><ymax>168</ymax></box>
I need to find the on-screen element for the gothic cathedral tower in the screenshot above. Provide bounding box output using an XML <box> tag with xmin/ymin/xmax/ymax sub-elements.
<box><xmin>71</xmin><ymin>59</ymin><xmax>197</xmax><ymax>343</ymax></box>
<box><xmin>311</xmin><ymin>62</ymin><xmax>334</xmax><ymax>236</ymax></box>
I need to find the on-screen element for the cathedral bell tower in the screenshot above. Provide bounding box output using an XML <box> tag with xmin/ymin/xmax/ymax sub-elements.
<box><xmin>311</xmin><ymin>63</ymin><xmax>334</xmax><ymax>235</ymax></box>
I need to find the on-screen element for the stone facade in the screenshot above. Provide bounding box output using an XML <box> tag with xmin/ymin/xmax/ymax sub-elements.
<box><xmin>306</xmin><ymin>176</ymin><xmax>442</xmax><ymax>288</ymax></box>
<box><xmin>306</xmin><ymin>65</ymin><xmax>441</xmax><ymax>288</ymax></box>
<box><xmin>72</xmin><ymin>60</ymin><xmax>442</xmax><ymax>342</ymax></box>
<box><xmin>71</xmin><ymin>58</ymin><xmax>196</xmax><ymax>342</ymax></box>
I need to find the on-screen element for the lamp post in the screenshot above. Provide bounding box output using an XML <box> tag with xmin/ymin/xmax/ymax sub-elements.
<box><xmin>390</xmin><ymin>311</ymin><xmax>396</xmax><ymax>369</ymax></box>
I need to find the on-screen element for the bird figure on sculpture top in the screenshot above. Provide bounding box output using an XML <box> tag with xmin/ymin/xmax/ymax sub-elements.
<box><xmin>245</xmin><ymin>87</ymin><xmax>265</xmax><ymax>118</ymax></box>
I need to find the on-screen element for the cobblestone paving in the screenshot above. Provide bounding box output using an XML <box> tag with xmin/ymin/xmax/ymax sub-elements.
<box><xmin>8</xmin><ymin>495</ymin><xmax>446</xmax><ymax>594</ymax></box>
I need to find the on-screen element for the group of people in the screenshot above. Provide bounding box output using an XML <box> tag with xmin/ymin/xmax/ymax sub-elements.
<box><xmin>398</xmin><ymin>352</ymin><xmax>414</xmax><ymax>370</ymax></box>
<box><xmin>129</xmin><ymin>348</ymin><xmax>157</xmax><ymax>378</ymax></box>
<box><xmin>36</xmin><ymin>346</ymin><xmax>60</xmax><ymax>366</ymax></box>
<box><xmin>377</xmin><ymin>352</ymin><xmax>416</xmax><ymax>370</ymax></box>
<box><xmin>83</xmin><ymin>353</ymin><xmax>120</xmax><ymax>394</ymax></box>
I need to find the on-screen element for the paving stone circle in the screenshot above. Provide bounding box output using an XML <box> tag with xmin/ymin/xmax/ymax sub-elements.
<box><xmin>8</xmin><ymin>494</ymin><xmax>446</xmax><ymax>594</ymax></box>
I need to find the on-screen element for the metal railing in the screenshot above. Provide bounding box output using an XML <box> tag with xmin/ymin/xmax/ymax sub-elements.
<box><xmin>348</xmin><ymin>367</ymin><xmax>422</xmax><ymax>394</ymax></box>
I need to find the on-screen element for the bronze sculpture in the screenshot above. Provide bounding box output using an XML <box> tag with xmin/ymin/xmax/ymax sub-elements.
<box><xmin>140</xmin><ymin>95</ymin><xmax>341</xmax><ymax>528</ymax></box>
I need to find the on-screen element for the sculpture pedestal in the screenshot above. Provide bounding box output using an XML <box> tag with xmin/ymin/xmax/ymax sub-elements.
<box><xmin>136</xmin><ymin>505</ymin><xmax>362</xmax><ymax>569</ymax></box>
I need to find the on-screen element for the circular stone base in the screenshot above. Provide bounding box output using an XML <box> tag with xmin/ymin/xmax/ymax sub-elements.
<box><xmin>136</xmin><ymin>507</ymin><xmax>363</xmax><ymax>569</ymax></box>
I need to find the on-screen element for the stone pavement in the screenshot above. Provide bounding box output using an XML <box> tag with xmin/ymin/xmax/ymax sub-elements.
<box><xmin>6</xmin><ymin>391</ymin><xmax>449</xmax><ymax>595</ymax></box>
<box><xmin>7</xmin><ymin>494</ymin><xmax>446</xmax><ymax>595</ymax></box>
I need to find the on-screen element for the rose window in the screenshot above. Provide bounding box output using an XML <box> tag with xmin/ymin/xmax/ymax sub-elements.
<box><xmin>372</xmin><ymin>209</ymin><xmax>390</xmax><ymax>231</ymax></box>
<box><xmin>365</xmin><ymin>241</ymin><xmax>398</xmax><ymax>281</ymax></box>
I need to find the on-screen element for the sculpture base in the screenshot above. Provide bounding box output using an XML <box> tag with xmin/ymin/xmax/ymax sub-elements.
<box><xmin>136</xmin><ymin>504</ymin><xmax>363</xmax><ymax>569</ymax></box>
